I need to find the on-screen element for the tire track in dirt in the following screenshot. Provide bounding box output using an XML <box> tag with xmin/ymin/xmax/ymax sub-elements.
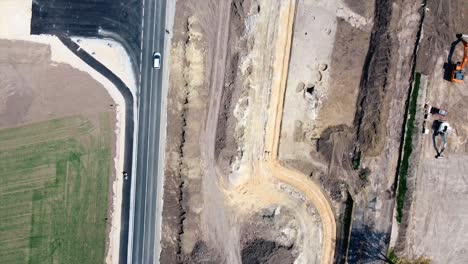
<box><xmin>200</xmin><ymin>0</ymin><xmax>241</xmax><ymax>262</ymax></box>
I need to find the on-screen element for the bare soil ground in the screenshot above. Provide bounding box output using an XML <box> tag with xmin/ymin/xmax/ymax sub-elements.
<box><xmin>277</xmin><ymin>0</ymin><xmax>426</xmax><ymax>262</ymax></box>
<box><xmin>161</xmin><ymin>0</ymin><xmax>335</xmax><ymax>263</ymax></box>
<box><xmin>398</xmin><ymin>2</ymin><xmax>468</xmax><ymax>261</ymax></box>
<box><xmin>161</xmin><ymin>0</ymin><xmax>455</xmax><ymax>263</ymax></box>
<box><xmin>406</xmin><ymin>155</ymin><xmax>468</xmax><ymax>263</ymax></box>
<box><xmin>0</xmin><ymin>39</ymin><xmax>118</xmax><ymax>263</ymax></box>
<box><xmin>160</xmin><ymin>1</ymin><xmax>225</xmax><ymax>262</ymax></box>
<box><xmin>0</xmin><ymin>39</ymin><xmax>115</xmax><ymax>128</ymax></box>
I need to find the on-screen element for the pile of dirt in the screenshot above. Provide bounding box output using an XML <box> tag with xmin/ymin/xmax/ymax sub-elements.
<box><xmin>241</xmin><ymin>239</ymin><xmax>294</xmax><ymax>264</ymax></box>
<box><xmin>354</xmin><ymin>0</ymin><xmax>394</xmax><ymax>157</ymax></box>
<box><xmin>238</xmin><ymin>206</ymin><xmax>302</xmax><ymax>264</ymax></box>
<box><xmin>315</xmin><ymin>125</ymin><xmax>357</xmax><ymax>200</ymax></box>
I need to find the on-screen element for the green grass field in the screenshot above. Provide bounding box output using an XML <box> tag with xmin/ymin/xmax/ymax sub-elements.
<box><xmin>0</xmin><ymin>114</ymin><xmax>113</xmax><ymax>264</ymax></box>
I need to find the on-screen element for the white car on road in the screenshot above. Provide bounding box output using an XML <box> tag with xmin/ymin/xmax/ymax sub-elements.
<box><xmin>153</xmin><ymin>52</ymin><xmax>161</xmax><ymax>69</ymax></box>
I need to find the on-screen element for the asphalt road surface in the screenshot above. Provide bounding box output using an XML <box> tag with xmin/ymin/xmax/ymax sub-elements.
<box><xmin>129</xmin><ymin>0</ymin><xmax>167</xmax><ymax>263</ymax></box>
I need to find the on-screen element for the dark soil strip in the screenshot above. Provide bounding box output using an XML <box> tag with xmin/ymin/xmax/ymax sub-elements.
<box><xmin>58</xmin><ymin>36</ymin><xmax>134</xmax><ymax>264</ymax></box>
<box><xmin>354</xmin><ymin>0</ymin><xmax>393</xmax><ymax>156</ymax></box>
<box><xmin>176</xmin><ymin>95</ymin><xmax>189</xmax><ymax>263</ymax></box>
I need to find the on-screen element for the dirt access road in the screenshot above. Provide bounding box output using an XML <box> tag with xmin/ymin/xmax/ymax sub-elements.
<box><xmin>160</xmin><ymin>0</ymin><xmax>335</xmax><ymax>263</ymax></box>
<box><xmin>397</xmin><ymin>1</ymin><xmax>468</xmax><ymax>263</ymax></box>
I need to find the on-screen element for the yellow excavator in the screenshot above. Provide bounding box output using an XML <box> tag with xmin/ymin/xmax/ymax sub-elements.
<box><xmin>451</xmin><ymin>34</ymin><xmax>468</xmax><ymax>83</ymax></box>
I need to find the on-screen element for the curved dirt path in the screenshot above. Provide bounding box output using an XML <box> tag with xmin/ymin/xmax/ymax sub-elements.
<box><xmin>263</xmin><ymin>0</ymin><xmax>336</xmax><ymax>263</ymax></box>
<box><xmin>200</xmin><ymin>0</ymin><xmax>336</xmax><ymax>262</ymax></box>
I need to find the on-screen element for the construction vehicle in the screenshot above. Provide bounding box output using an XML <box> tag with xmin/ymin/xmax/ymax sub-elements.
<box><xmin>433</xmin><ymin>120</ymin><xmax>451</xmax><ymax>159</ymax></box>
<box><xmin>425</xmin><ymin>103</ymin><xmax>448</xmax><ymax>117</ymax></box>
<box><xmin>451</xmin><ymin>34</ymin><xmax>468</xmax><ymax>83</ymax></box>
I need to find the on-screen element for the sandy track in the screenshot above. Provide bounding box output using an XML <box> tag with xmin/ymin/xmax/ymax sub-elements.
<box><xmin>227</xmin><ymin>0</ymin><xmax>336</xmax><ymax>262</ymax></box>
<box><xmin>262</xmin><ymin>1</ymin><xmax>336</xmax><ymax>262</ymax></box>
<box><xmin>226</xmin><ymin>0</ymin><xmax>336</xmax><ymax>262</ymax></box>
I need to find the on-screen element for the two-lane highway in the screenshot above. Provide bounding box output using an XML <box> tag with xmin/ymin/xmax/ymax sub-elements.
<box><xmin>128</xmin><ymin>0</ymin><xmax>167</xmax><ymax>263</ymax></box>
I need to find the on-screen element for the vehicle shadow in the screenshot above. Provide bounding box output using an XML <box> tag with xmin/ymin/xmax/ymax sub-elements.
<box><xmin>432</xmin><ymin>132</ymin><xmax>440</xmax><ymax>158</ymax></box>
<box><xmin>432</xmin><ymin>120</ymin><xmax>447</xmax><ymax>158</ymax></box>
<box><xmin>444</xmin><ymin>35</ymin><xmax>463</xmax><ymax>81</ymax></box>
<box><xmin>443</xmin><ymin>62</ymin><xmax>454</xmax><ymax>81</ymax></box>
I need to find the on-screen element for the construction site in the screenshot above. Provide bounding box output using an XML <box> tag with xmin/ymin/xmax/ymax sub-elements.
<box><xmin>0</xmin><ymin>0</ymin><xmax>467</xmax><ymax>263</ymax></box>
<box><xmin>160</xmin><ymin>0</ymin><xmax>468</xmax><ymax>263</ymax></box>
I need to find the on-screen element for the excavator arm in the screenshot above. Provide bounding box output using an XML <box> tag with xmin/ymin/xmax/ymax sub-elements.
<box><xmin>459</xmin><ymin>38</ymin><xmax>468</xmax><ymax>70</ymax></box>
<box><xmin>451</xmin><ymin>34</ymin><xmax>468</xmax><ymax>83</ymax></box>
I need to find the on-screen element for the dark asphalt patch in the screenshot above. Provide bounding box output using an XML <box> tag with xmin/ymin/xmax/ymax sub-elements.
<box><xmin>30</xmin><ymin>0</ymin><xmax>142</xmax><ymax>70</ymax></box>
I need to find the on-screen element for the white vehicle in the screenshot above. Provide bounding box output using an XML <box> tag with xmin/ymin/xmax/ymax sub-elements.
<box><xmin>153</xmin><ymin>52</ymin><xmax>161</xmax><ymax>69</ymax></box>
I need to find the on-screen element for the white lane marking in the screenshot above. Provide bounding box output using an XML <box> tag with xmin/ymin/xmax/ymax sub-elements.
<box><xmin>145</xmin><ymin>9</ymin><xmax>168</xmax><ymax>264</ymax></box>
<box><xmin>141</xmin><ymin>0</ymin><xmax>159</xmax><ymax>262</ymax></box>
<box><xmin>138</xmin><ymin>0</ymin><xmax>147</xmax><ymax>86</ymax></box>
<box><xmin>129</xmin><ymin>0</ymin><xmax>150</xmax><ymax>261</ymax></box>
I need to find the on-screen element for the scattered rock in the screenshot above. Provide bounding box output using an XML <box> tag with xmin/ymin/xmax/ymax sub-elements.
<box><xmin>319</xmin><ymin>63</ymin><xmax>328</xmax><ymax>71</ymax></box>
<box><xmin>296</xmin><ymin>82</ymin><xmax>305</xmax><ymax>92</ymax></box>
<box><xmin>317</xmin><ymin>71</ymin><xmax>322</xmax><ymax>81</ymax></box>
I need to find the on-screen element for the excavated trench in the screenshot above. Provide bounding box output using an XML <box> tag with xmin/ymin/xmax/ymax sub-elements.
<box><xmin>315</xmin><ymin>0</ymin><xmax>426</xmax><ymax>262</ymax></box>
<box><xmin>348</xmin><ymin>0</ymin><xmax>426</xmax><ymax>262</ymax></box>
<box><xmin>354</xmin><ymin>0</ymin><xmax>393</xmax><ymax>157</ymax></box>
